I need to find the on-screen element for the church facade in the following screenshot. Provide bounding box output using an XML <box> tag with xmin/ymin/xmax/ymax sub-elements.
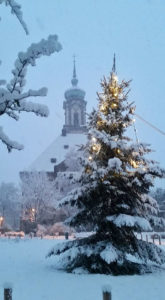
<box><xmin>20</xmin><ymin>59</ymin><xmax>87</xmax><ymax>177</ymax></box>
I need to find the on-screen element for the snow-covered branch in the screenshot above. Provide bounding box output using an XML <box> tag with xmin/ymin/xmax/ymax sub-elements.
<box><xmin>0</xmin><ymin>34</ymin><xmax>62</xmax><ymax>151</ymax></box>
<box><xmin>0</xmin><ymin>126</ymin><xmax>23</xmax><ymax>151</ymax></box>
<box><xmin>0</xmin><ymin>61</ymin><xmax>6</xmax><ymax>86</ymax></box>
<box><xmin>15</xmin><ymin>100</ymin><xmax>49</xmax><ymax>117</ymax></box>
<box><xmin>0</xmin><ymin>0</ymin><xmax>28</xmax><ymax>34</ymax></box>
<box><xmin>7</xmin><ymin>35</ymin><xmax>62</xmax><ymax>95</ymax></box>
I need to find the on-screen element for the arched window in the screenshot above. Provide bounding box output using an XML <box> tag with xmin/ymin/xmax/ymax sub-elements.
<box><xmin>74</xmin><ymin>112</ymin><xmax>79</xmax><ymax>126</ymax></box>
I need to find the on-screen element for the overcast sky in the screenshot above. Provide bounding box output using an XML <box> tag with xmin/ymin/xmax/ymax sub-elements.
<box><xmin>0</xmin><ymin>0</ymin><xmax>165</xmax><ymax>188</ymax></box>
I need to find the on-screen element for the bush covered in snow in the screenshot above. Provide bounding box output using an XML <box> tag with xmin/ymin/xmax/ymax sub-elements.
<box><xmin>36</xmin><ymin>222</ymin><xmax>74</xmax><ymax>237</ymax></box>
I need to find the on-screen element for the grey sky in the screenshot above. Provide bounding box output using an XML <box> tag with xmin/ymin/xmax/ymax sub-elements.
<box><xmin>0</xmin><ymin>0</ymin><xmax>165</xmax><ymax>188</ymax></box>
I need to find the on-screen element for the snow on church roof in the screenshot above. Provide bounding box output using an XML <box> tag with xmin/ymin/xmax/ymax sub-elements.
<box><xmin>28</xmin><ymin>133</ymin><xmax>87</xmax><ymax>172</ymax></box>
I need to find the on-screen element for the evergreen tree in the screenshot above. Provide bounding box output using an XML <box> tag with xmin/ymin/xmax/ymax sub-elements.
<box><xmin>48</xmin><ymin>57</ymin><xmax>165</xmax><ymax>275</ymax></box>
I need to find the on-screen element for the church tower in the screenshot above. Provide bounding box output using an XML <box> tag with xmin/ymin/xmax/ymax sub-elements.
<box><xmin>26</xmin><ymin>58</ymin><xmax>87</xmax><ymax>174</ymax></box>
<box><xmin>62</xmin><ymin>57</ymin><xmax>87</xmax><ymax>135</ymax></box>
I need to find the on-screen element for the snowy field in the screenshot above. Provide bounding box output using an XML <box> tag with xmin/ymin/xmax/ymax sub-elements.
<box><xmin>0</xmin><ymin>238</ymin><xmax>165</xmax><ymax>300</ymax></box>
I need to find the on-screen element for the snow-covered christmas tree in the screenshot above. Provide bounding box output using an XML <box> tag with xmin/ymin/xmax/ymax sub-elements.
<box><xmin>48</xmin><ymin>56</ymin><xmax>165</xmax><ymax>275</ymax></box>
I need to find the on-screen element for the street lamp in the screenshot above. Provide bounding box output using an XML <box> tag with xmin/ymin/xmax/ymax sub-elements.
<box><xmin>30</xmin><ymin>208</ymin><xmax>36</xmax><ymax>222</ymax></box>
<box><xmin>0</xmin><ymin>216</ymin><xmax>4</xmax><ymax>228</ymax></box>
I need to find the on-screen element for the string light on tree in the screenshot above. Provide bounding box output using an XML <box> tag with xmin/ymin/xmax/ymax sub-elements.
<box><xmin>100</xmin><ymin>102</ymin><xmax>107</xmax><ymax>113</ymax></box>
<box><xmin>116</xmin><ymin>148</ymin><xmax>121</xmax><ymax>154</ymax></box>
<box><xmin>92</xmin><ymin>137</ymin><xmax>97</xmax><ymax>143</ymax></box>
<box><xmin>91</xmin><ymin>143</ymin><xmax>101</xmax><ymax>153</ymax></box>
<box><xmin>88</xmin><ymin>155</ymin><xmax>93</xmax><ymax>161</ymax></box>
<box><xmin>112</xmin><ymin>87</ymin><xmax>119</xmax><ymax>99</ymax></box>
<box><xmin>111</xmin><ymin>102</ymin><xmax>118</xmax><ymax>109</ymax></box>
<box><xmin>112</xmin><ymin>74</ymin><xmax>118</xmax><ymax>83</ymax></box>
<box><xmin>96</xmin><ymin>118</ymin><xmax>106</xmax><ymax>128</ymax></box>
<box><xmin>85</xmin><ymin>166</ymin><xmax>92</xmax><ymax>174</ymax></box>
<box><xmin>130</xmin><ymin>159</ymin><xmax>139</xmax><ymax>169</ymax></box>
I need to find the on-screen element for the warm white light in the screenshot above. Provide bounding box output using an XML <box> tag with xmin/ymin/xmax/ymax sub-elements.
<box><xmin>92</xmin><ymin>137</ymin><xmax>97</xmax><ymax>143</ymax></box>
<box><xmin>130</xmin><ymin>159</ymin><xmax>138</xmax><ymax>168</ymax></box>
<box><xmin>100</xmin><ymin>103</ymin><xmax>107</xmax><ymax>112</ymax></box>
<box><xmin>111</xmin><ymin>103</ymin><xmax>118</xmax><ymax>109</ymax></box>
<box><xmin>92</xmin><ymin>143</ymin><xmax>101</xmax><ymax>153</ymax></box>
<box><xmin>112</xmin><ymin>74</ymin><xmax>118</xmax><ymax>82</ymax></box>
<box><xmin>0</xmin><ymin>216</ymin><xmax>4</xmax><ymax>227</ymax></box>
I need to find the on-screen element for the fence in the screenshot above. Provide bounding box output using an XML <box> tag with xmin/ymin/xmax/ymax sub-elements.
<box><xmin>138</xmin><ymin>233</ymin><xmax>162</xmax><ymax>245</ymax></box>
<box><xmin>3</xmin><ymin>287</ymin><xmax>112</xmax><ymax>300</ymax></box>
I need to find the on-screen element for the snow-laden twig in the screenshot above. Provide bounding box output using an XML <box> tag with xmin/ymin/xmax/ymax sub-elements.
<box><xmin>0</xmin><ymin>126</ymin><xmax>23</xmax><ymax>151</ymax></box>
<box><xmin>0</xmin><ymin>61</ymin><xmax>6</xmax><ymax>86</ymax></box>
<box><xmin>0</xmin><ymin>34</ymin><xmax>62</xmax><ymax>151</ymax></box>
<box><xmin>0</xmin><ymin>0</ymin><xmax>29</xmax><ymax>34</ymax></box>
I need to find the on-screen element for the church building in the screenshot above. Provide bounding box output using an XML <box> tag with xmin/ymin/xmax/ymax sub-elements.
<box><xmin>19</xmin><ymin>59</ymin><xmax>88</xmax><ymax>232</ymax></box>
<box><xmin>25</xmin><ymin>58</ymin><xmax>87</xmax><ymax>177</ymax></box>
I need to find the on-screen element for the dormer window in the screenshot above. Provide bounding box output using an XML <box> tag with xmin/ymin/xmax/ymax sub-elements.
<box><xmin>50</xmin><ymin>158</ymin><xmax>57</xmax><ymax>163</ymax></box>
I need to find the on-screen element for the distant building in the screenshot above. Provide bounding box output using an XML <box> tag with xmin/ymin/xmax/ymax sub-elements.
<box><xmin>22</xmin><ymin>58</ymin><xmax>87</xmax><ymax>177</ymax></box>
<box><xmin>19</xmin><ymin>59</ymin><xmax>87</xmax><ymax>231</ymax></box>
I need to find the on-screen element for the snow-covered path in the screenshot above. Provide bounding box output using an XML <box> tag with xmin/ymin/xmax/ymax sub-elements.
<box><xmin>0</xmin><ymin>238</ymin><xmax>165</xmax><ymax>300</ymax></box>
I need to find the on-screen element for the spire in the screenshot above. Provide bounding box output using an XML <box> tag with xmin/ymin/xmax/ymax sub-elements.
<box><xmin>71</xmin><ymin>55</ymin><xmax>78</xmax><ymax>87</ymax></box>
<box><xmin>112</xmin><ymin>53</ymin><xmax>116</xmax><ymax>73</ymax></box>
<box><xmin>73</xmin><ymin>55</ymin><xmax>76</xmax><ymax>78</ymax></box>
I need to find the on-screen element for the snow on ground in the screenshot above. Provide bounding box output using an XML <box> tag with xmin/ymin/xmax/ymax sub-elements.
<box><xmin>0</xmin><ymin>237</ymin><xmax>165</xmax><ymax>300</ymax></box>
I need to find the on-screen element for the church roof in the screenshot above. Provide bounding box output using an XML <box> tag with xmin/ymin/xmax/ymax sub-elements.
<box><xmin>28</xmin><ymin>133</ymin><xmax>87</xmax><ymax>172</ymax></box>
